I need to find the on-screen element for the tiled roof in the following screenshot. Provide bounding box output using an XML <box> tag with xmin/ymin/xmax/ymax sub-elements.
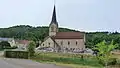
<box><xmin>15</xmin><ymin>40</ymin><xmax>30</xmax><ymax>45</ymax></box>
<box><xmin>54</xmin><ymin>32</ymin><xmax>85</xmax><ymax>39</ymax></box>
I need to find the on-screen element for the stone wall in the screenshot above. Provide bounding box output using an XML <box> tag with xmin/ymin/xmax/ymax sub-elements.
<box><xmin>55</xmin><ymin>39</ymin><xmax>85</xmax><ymax>51</ymax></box>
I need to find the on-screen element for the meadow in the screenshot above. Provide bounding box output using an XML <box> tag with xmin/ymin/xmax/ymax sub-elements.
<box><xmin>31</xmin><ymin>52</ymin><xmax>120</xmax><ymax>68</ymax></box>
<box><xmin>31</xmin><ymin>52</ymin><xmax>103</xmax><ymax>68</ymax></box>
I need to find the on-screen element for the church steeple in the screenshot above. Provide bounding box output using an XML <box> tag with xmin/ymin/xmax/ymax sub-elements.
<box><xmin>49</xmin><ymin>4</ymin><xmax>59</xmax><ymax>36</ymax></box>
<box><xmin>50</xmin><ymin>5</ymin><xmax>58</xmax><ymax>26</ymax></box>
<box><xmin>52</xmin><ymin>6</ymin><xmax>57</xmax><ymax>22</ymax></box>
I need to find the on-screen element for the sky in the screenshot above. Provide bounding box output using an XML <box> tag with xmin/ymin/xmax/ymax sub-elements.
<box><xmin>0</xmin><ymin>0</ymin><xmax>120</xmax><ymax>32</ymax></box>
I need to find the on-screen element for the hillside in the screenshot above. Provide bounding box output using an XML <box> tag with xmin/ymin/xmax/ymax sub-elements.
<box><xmin>0</xmin><ymin>25</ymin><xmax>120</xmax><ymax>49</ymax></box>
<box><xmin>0</xmin><ymin>25</ymin><xmax>78</xmax><ymax>41</ymax></box>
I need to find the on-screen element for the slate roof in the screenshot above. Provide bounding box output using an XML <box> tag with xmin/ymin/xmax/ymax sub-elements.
<box><xmin>49</xmin><ymin>5</ymin><xmax>58</xmax><ymax>26</ymax></box>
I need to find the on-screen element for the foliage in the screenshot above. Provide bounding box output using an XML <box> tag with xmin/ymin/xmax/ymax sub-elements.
<box><xmin>0</xmin><ymin>41</ymin><xmax>11</xmax><ymax>49</ymax></box>
<box><xmin>86</xmin><ymin>32</ymin><xmax>120</xmax><ymax>50</ymax></box>
<box><xmin>31</xmin><ymin>52</ymin><xmax>103</xmax><ymax>67</ymax></box>
<box><xmin>95</xmin><ymin>41</ymin><xmax>117</xmax><ymax>67</ymax></box>
<box><xmin>4</xmin><ymin>50</ymin><xmax>28</xmax><ymax>59</ymax></box>
<box><xmin>27</xmin><ymin>41</ymin><xmax>36</xmax><ymax>57</ymax></box>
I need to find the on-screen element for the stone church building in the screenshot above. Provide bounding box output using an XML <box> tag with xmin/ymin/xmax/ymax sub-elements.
<box><xmin>37</xmin><ymin>5</ymin><xmax>85</xmax><ymax>52</ymax></box>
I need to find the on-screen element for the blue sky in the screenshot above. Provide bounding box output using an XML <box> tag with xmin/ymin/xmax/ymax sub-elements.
<box><xmin>0</xmin><ymin>0</ymin><xmax>120</xmax><ymax>32</ymax></box>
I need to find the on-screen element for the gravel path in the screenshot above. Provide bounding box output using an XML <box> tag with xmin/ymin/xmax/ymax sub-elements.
<box><xmin>0</xmin><ymin>58</ymin><xmax>66</xmax><ymax>68</ymax></box>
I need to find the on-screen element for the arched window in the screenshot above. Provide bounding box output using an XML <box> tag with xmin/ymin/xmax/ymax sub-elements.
<box><xmin>68</xmin><ymin>41</ymin><xmax>70</xmax><ymax>45</ymax></box>
<box><xmin>76</xmin><ymin>41</ymin><xmax>78</xmax><ymax>45</ymax></box>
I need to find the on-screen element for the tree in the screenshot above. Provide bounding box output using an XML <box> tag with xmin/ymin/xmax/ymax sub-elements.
<box><xmin>27</xmin><ymin>41</ymin><xmax>36</xmax><ymax>57</ymax></box>
<box><xmin>95</xmin><ymin>40</ymin><xmax>117</xmax><ymax>68</ymax></box>
<box><xmin>0</xmin><ymin>41</ymin><xmax>11</xmax><ymax>49</ymax></box>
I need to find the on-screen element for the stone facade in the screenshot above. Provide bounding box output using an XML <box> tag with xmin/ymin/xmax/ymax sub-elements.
<box><xmin>49</xmin><ymin>23</ymin><xmax>58</xmax><ymax>36</ymax></box>
<box><xmin>55</xmin><ymin>39</ymin><xmax>85</xmax><ymax>50</ymax></box>
<box><xmin>40</xmin><ymin>37</ymin><xmax>54</xmax><ymax>48</ymax></box>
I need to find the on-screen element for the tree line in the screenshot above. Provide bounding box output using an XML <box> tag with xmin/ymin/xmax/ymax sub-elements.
<box><xmin>0</xmin><ymin>25</ymin><xmax>120</xmax><ymax>49</ymax></box>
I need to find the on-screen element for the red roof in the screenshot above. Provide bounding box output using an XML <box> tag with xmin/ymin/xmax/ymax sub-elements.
<box><xmin>15</xmin><ymin>40</ymin><xmax>30</xmax><ymax>45</ymax></box>
<box><xmin>54</xmin><ymin>32</ymin><xmax>85</xmax><ymax>39</ymax></box>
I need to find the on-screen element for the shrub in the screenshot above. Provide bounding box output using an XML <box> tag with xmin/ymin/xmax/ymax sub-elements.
<box><xmin>109</xmin><ymin>58</ymin><xmax>117</xmax><ymax>65</ymax></box>
<box><xmin>27</xmin><ymin>41</ymin><xmax>36</xmax><ymax>57</ymax></box>
<box><xmin>4</xmin><ymin>50</ymin><xmax>29</xmax><ymax>59</ymax></box>
<box><xmin>99</xmin><ymin>58</ymin><xmax>117</xmax><ymax>66</ymax></box>
<box><xmin>0</xmin><ymin>41</ymin><xmax>11</xmax><ymax>49</ymax></box>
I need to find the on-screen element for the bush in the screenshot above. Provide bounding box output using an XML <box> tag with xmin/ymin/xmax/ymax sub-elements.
<box><xmin>98</xmin><ymin>58</ymin><xmax>117</xmax><ymax>66</ymax></box>
<box><xmin>4</xmin><ymin>50</ymin><xmax>29</xmax><ymax>59</ymax></box>
<box><xmin>27</xmin><ymin>41</ymin><xmax>36</xmax><ymax>57</ymax></box>
<box><xmin>0</xmin><ymin>41</ymin><xmax>11</xmax><ymax>49</ymax></box>
<box><xmin>109</xmin><ymin>58</ymin><xmax>117</xmax><ymax>65</ymax></box>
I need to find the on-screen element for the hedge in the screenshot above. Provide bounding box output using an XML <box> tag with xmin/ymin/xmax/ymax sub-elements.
<box><xmin>4</xmin><ymin>50</ymin><xmax>29</xmax><ymax>59</ymax></box>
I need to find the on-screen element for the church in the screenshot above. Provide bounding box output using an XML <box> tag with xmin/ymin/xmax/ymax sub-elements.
<box><xmin>37</xmin><ymin>5</ymin><xmax>86</xmax><ymax>53</ymax></box>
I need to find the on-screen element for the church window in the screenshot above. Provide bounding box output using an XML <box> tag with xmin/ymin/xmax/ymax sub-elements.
<box><xmin>68</xmin><ymin>41</ymin><xmax>70</xmax><ymax>45</ymax></box>
<box><xmin>48</xmin><ymin>43</ymin><xmax>50</xmax><ymax>45</ymax></box>
<box><xmin>76</xmin><ymin>41</ymin><xmax>78</xmax><ymax>45</ymax></box>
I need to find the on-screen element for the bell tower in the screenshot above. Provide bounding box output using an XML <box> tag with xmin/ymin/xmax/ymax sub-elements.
<box><xmin>49</xmin><ymin>5</ymin><xmax>58</xmax><ymax>36</ymax></box>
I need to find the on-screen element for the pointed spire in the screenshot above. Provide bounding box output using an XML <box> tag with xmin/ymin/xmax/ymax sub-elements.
<box><xmin>51</xmin><ymin>5</ymin><xmax>57</xmax><ymax>23</ymax></box>
<box><xmin>50</xmin><ymin>0</ymin><xmax>58</xmax><ymax>26</ymax></box>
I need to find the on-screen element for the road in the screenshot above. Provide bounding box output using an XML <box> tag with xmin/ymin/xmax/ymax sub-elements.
<box><xmin>0</xmin><ymin>51</ymin><xmax>67</xmax><ymax>68</ymax></box>
<box><xmin>0</xmin><ymin>58</ymin><xmax>67</xmax><ymax>68</ymax></box>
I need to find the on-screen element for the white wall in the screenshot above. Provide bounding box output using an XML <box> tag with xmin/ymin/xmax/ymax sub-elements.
<box><xmin>40</xmin><ymin>37</ymin><xmax>54</xmax><ymax>48</ymax></box>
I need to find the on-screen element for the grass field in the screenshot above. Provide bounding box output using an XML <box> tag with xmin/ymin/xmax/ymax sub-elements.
<box><xmin>38</xmin><ymin>61</ymin><xmax>99</xmax><ymax>68</ymax></box>
<box><xmin>31</xmin><ymin>52</ymin><xmax>103</xmax><ymax>68</ymax></box>
<box><xmin>31</xmin><ymin>52</ymin><xmax>120</xmax><ymax>68</ymax></box>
